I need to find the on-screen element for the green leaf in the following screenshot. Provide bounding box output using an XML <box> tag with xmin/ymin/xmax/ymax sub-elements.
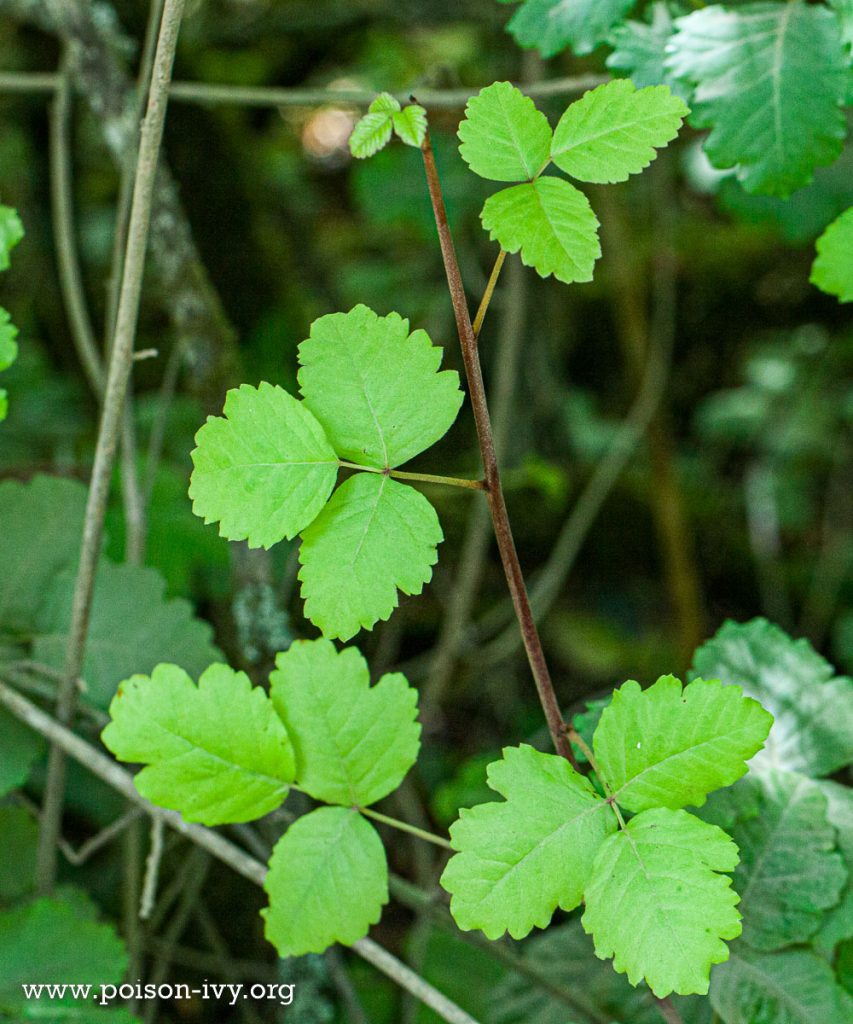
<box><xmin>0</xmin><ymin>709</ymin><xmax>44</xmax><ymax>799</ymax></box>
<box><xmin>811</xmin><ymin>206</ymin><xmax>853</xmax><ymax>303</ymax></box>
<box><xmin>481</xmin><ymin>178</ymin><xmax>600</xmax><ymax>285</ymax></box>
<box><xmin>263</xmin><ymin>806</ymin><xmax>388</xmax><ymax>955</ymax></box>
<box><xmin>102</xmin><ymin>662</ymin><xmax>295</xmax><ymax>826</ymax></box>
<box><xmin>0</xmin><ymin>806</ymin><xmax>37</xmax><ymax>905</ymax></box>
<box><xmin>298</xmin><ymin>305</ymin><xmax>462</xmax><ymax>470</ymax></box>
<box><xmin>440</xmin><ymin>744</ymin><xmax>616</xmax><ymax>940</ymax></box>
<box><xmin>0</xmin><ymin>898</ymin><xmax>127</xmax><ymax>1018</ymax></box>
<box><xmin>728</xmin><ymin>769</ymin><xmax>846</xmax><ymax>951</ymax></box>
<box><xmin>813</xmin><ymin>780</ymin><xmax>853</xmax><ymax>952</ymax></box>
<box><xmin>270</xmin><ymin>638</ymin><xmax>420</xmax><ymax>807</ymax></box>
<box><xmin>349</xmin><ymin>112</ymin><xmax>394</xmax><ymax>159</ymax></box>
<box><xmin>503</xmin><ymin>0</ymin><xmax>638</xmax><ymax>58</ymax></box>
<box><xmin>607</xmin><ymin>4</ymin><xmax>686</xmax><ymax>96</ymax></box>
<box><xmin>189</xmin><ymin>381</ymin><xmax>338</xmax><ymax>549</ymax></box>
<box><xmin>490</xmin><ymin>920</ymin><xmax>661</xmax><ymax>1024</ymax></box>
<box><xmin>0</xmin><ymin>205</ymin><xmax>23</xmax><ymax>271</ymax></box>
<box><xmin>692</xmin><ymin>618</ymin><xmax>853</xmax><ymax>777</ymax></box>
<box><xmin>830</xmin><ymin>0</ymin><xmax>853</xmax><ymax>50</ymax></box>
<box><xmin>369</xmin><ymin>92</ymin><xmax>401</xmax><ymax>115</ymax></box>
<box><xmin>710</xmin><ymin>945</ymin><xmax>852</xmax><ymax>1024</ymax></box>
<box><xmin>551</xmin><ymin>79</ymin><xmax>688</xmax><ymax>184</ymax></box>
<box><xmin>0</xmin><ymin>475</ymin><xmax>88</xmax><ymax>634</ymax></box>
<box><xmin>0</xmin><ymin>308</ymin><xmax>18</xmax><ymax>372</ymax></box>
<box><xmin>592</xmin><ymin>675</ymin><xmax>772</xmax><ymax>813</ymax></box>
<box><xmin>34</xmin><ymin>561</ymin><xmax>221</xmax><ymax>709</ymax></box>
<box><xmin>666</xmin><ymin>3</ymin><xmax>849</xmax><ymax>197</ymax></box>
<box><xmin>298</xmin><ymin>473</ymin><xmax>442</xmax><ymax>640</ymax></box>
<box><xmin>582</xmin><ymin>807</ymin><xmax>742</xmax><ymax>997</ymax></box>
<box><xmin>457</xmin><ymin>82</ymin><xmax>552</xmax><ymax>182</ymax></box>
<box><xmin>392</xmin><ymin>104</ymin><xmax>427</xmax><ymax>148</ymax></box>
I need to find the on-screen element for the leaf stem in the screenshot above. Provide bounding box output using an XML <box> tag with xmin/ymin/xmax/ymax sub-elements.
<box><xmin>35</xmin><ymin>0</ymin><xmax>187</xmax><ymax>894</ymax></box>
<box><xmin>566</xmin><ymin>726</ymin><xmax>626</xmax><ymax>829</ymax></box>
<box><xmin>337</xmin><ymin>461</ymin><xmax>486</xmax><ymax>491</ymax></box>
<box><xmin>472</xmin><ymin>248</ymin><xmax>506</xmax><ymax>339</ymax></box>
<box><xmin>358</xmin><ymin>806</ymin><xmax>454</xmax><ymax>851</ymax></box>
<box><xmin>419</xmin><ymin>130</ymin><xmax>576</xmax><ymax>769</ymax></box>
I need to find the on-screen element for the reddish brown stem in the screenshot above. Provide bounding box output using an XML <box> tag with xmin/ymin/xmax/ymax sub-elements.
<box><xmin>420</xmin><ymin>132</ymin><xmax>576</xmax><ymax>768</ymax></box>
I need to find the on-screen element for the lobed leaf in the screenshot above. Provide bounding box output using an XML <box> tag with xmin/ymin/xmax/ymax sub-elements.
<box><xmin>692</xmin><ymin>617</ymin><xmax>853</xmax><ymax>777</ymax></box>
<box><xmin>813</xmin><ymin>780</ymin><xmax>853</xmax><ymax>952</ymax></box>
<box><xmin>270</xmin><ymin>638</ymin><xmax>420</xmax><ymax>807</ymax></box>
<box><xmin>551</xmin><ymin>79</ymin><xmax>688</xmax><ymax>184</ymax></box>
<box><xmin>440</xmin><ymin>744</ymin><xmax>616</xmax><ymax>940</ymax></box>
<box><xmin>502</xmin><ymin>0</ymin><xmax>638</xmax><ymax>58</ymax></box>
<box><xmin>457</xmin><ymin>82</ymin><xmax>552</xmax><ymax>182</ymax></box>
<box><xmin>666</xmin><ymin>3</ymin><xmax>849</xmax><ymax>197</ymax></box>
<box><xmin>0</xmin><ymin>475</ymin><xmax>87</xmax><ymax>634</ymax></box>
<box><xmin>34</xmin><ymin>561</ymin><xmax>221</xmax><ymax>709</ymax></box>
<box><xmin>811</xmin><ymin>206</ymin><xmax>853</xmax><ymax>303</ymax></box>
<box><xmin>607</xmin><ymin>4</ymin><xmax>684</xmax><ymax>95</ymax></box>
<box><xmin>592</xmin><ymin>674</ymin><xmax>772</xmax><ymax>813</ymax></box>
<box><xmin>263</xmin><ymin>807</ymin><xmax>387</xmax><ymax>955</ymax></box>
<box><xmin>0</xmin><ymin>898</ymin><xmax>128</xmax><ymax>1019</ymax></box>
<box><xmin>710</xmin><ymin>945</ymin><xmax>852</xmax><ymax>1024</ymax></box>
<box><xmin>582</xmin><ymin>807</ymin><xmax>742</xmax><ymax>997</ymax></box>
<box><xmin>189</xmin><ymin>381</ymin><xmax>338</xmax><ymax>549</ymax></box>
<box><xmin>298</xmin><ymin>304</ymin><xmax>462</xmax><ymax>470</ymax></box>
<box><xmin>102</xmin><ymin>662</ymin><xmax>295</xmax><ymax>825</ymax></box>
<box><xmin>730</xmin><ymin>770</ymin><xmax>846</xmax><ymax>951</ymax></box>
<box><xmin>481</xmin><ymin>177</ymin><xmax>600</xmax><ymax>284</ymax></box>
<box><xmin>369</xmin><ymin>92</ymin><xmax>401</xmax><ymax>115</ymax></box>
<box><xmin>298</xmin><ymin>472</ymin><xmax>442</xmax><ymax>640</ymax></box>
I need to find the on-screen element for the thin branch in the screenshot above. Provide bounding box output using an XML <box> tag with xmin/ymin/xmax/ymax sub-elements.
<box><xmin>420</xmin><ymin>130</ymin><xmax>575</xmax><ymax>768</ymax></box>
<box><xmin>140</xmin><ymin>815</ymin><xmax>165</xmax><ymax>920</ymax></box>
<box><xmin>36</xmin><ymin>0</ymin><xmax>188</xmax><ymax>894</ymax></box>
<box><xmin>0</xmin><ymin>681</ymin><xmax>483</xmax><ymax>1024</ymax></box>
<box><xmin>0</xmin><ymin>71</ymin><xmax>607</xmax><ymax>109</ymax></box>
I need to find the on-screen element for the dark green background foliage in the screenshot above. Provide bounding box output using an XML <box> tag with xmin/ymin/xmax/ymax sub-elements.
<box><xmin>0</xmin><ymin>1</ymin><xmax>850</xmax><ymax>1022</ymax></box>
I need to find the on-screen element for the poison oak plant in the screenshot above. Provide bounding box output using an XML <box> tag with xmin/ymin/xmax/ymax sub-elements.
<box><xmin>94</xmin><ymin>78</ymin><xmax>786</xmax><ymax>1008</ymax></box>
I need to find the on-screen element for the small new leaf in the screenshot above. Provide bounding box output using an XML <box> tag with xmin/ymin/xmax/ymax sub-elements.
<box><xmin>582</xmin><ymin>808</ymin><xmax>742</xmax><ymax>997</ymax></box>
<box><xmin>102</xmin><ymin>663</ymin><xmax>295</xmax><ymax>825</ymax></box>
<box><xmin>298</xmin><ymin>473</ymin><xmax>442</xmax><ymax>640</ymax></box>
<box><xmin>811</xmin><ymin>206</ymin><xmax>853</xmax><ymax>303</ymax></box>
<box><xmin>263</xmin><ymin>807</ymin><xmax>387</xmax><ymax>955</ymax></box>
<box><xmin>458</xmin><ymin>82</ymin><xmax>552</xmax><ymax>182</ymax></box>
<box><xmin>349</xmin><ymin>111</ymin><xmax>394</xmax><ymax>159</ymax></box>
<box><xmin>440</xmin><ymin>744</ymin><xmax>616</xmax><ymax>940</ymax></box>
<box><xmin>270</xmin><ymin>638</ymin><xmax>420</xmax><ymax>807</ymax></box>
<box><xmin>592</xmin><ymin>675</ymin><xmax>772</xmax><ymax>813</ymax></box>
<box><xmin>481</xmin><ymin>177</ymin><xmax>600</xmax><ymax>284</ymax></box>
<box><xmin>189</xmin><ymin>381</ymin><xmax>338</xmax><ymax>549</ymax></box>
<box><xmin>551</xmin><ymin>79</ymin><xmax>688</xmax><ymax>184</ymax></box>
<box><xmin>393</xmin><ymin>104</ymin><xmax>427</xmax><ymax>148</ymax></box>
<box><xmin>298</xmin><ymin>305</ymin><xmax>462</xmax><ymax>469</ymax></box>
<box><xmin>369</xmin><ymin>92</ymin><xmax>401</xmax><ymax>115</ymax></box>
